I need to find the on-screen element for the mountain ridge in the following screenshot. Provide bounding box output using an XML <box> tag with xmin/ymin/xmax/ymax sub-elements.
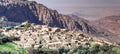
<box><xmin>0</xmin><ymin>0</ymin><xmax>97</xmax><ymax>34</ymax></box>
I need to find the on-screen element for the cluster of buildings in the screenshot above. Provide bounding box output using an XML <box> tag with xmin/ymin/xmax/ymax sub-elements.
<box><xmin>0</xmin><ymin>24</ymin><xmax>107</xmax><ymax>49</ymax></box>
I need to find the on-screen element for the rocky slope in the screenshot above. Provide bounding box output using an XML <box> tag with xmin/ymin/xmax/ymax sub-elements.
<box><xmin>0</xmin><ymin>0</ymin><xmax>98</xmax><ymax>34</ymax></box>
<box><xmin>91</xmin><ymin>15</ymin><xmax>120</xmax><ymax>44</ymax></box>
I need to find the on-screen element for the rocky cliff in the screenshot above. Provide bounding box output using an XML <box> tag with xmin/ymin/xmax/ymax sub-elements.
<box><xmin>0</xmin><ymin>0</ymin><xmax>98</xmax><ymax>34</ymax></box>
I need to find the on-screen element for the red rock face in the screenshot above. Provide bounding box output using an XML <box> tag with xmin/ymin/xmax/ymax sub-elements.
<box><xmin>89</xmin><ymin>16</ymin><xmax>120</xmax><ymax>43</ymax></box>
<box><xmin>91</xmin><ymin>16</ymin><xmax>120</xmax><ymax>43</ymax></box>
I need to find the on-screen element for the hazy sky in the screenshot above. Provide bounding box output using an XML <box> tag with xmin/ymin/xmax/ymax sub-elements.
<box><xmin>32</xmin><ymin>0</ymin><xmax>120</xmax><ymax>13</ymax></box>
<box><xmin>32</xmin><ymin>0</ymin><xmax>120</xmax><ymax>20</ymax></box>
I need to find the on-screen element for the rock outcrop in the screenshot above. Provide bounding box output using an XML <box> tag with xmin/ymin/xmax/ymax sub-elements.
<box><xmin>0</xmin><ymin>0</ymin><xmax>97</xmax><ymax>34</ymax></box>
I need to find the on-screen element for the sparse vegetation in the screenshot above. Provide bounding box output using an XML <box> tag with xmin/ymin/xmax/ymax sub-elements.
<box><xmin>0</xmin><ymin>34</ymin><xmax>19</xmax><ymax>44</ymax></box>
<box><xmin>0</xmin><ymin>42</ymin><xmax>27</xmax><ymax>54</ymax></box>
<box><xmin>32</xmin><ymin>44</ymin><xmax>120</xmax><ymax>54</ymax></box>
<box><xmin>0</xmin><ymin>34</ymin><xmax>26</xmax><ymax>54</ymax></box>
<box><xmin>21</xmin><ymin>21</ymin><xmax>31</xmax><ymax>28</ymax></box>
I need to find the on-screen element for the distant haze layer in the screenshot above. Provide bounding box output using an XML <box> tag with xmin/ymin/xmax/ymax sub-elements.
<box><xmin>33</xmin><ymin>0</ymin><xmax>120</xmax><ymax>20</ymax></box>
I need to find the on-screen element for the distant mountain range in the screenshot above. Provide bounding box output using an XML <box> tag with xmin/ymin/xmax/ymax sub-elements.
<box><xmin>72</xmin><ymin>7</ymin><xmax>120</xmax><ymax>20</ymax></box>
<box><xmin>91</xmin><ymin>15</ymin><xmax>120</xmax><ymax>44</ymax></box>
